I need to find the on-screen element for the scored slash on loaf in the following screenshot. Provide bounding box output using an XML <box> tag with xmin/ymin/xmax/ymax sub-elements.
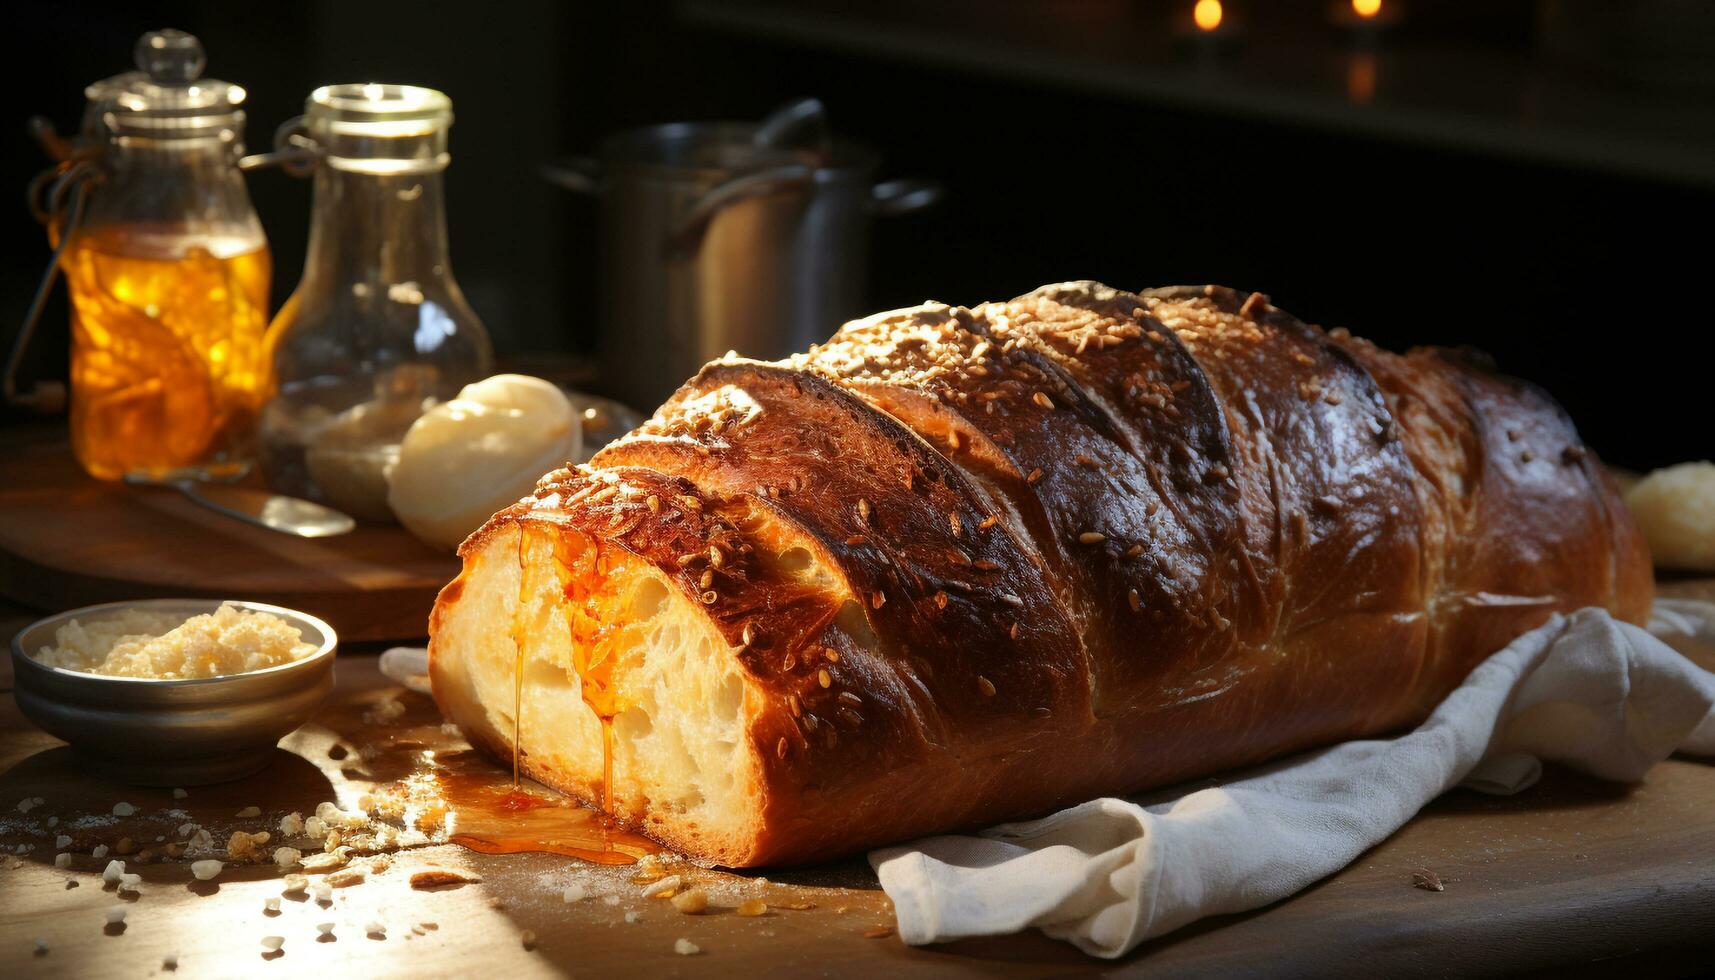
<box><xmin>428</xmin><ymin>282</ymin><xmax>1649</xmax><ymax>867</ymax></box>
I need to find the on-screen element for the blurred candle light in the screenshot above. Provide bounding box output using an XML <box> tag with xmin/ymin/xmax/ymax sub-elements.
<box><xmin>1194</xmin><ymin>0</ymin><xmax>1223</xmax><ymax>32</ymax></box>
<box><xmin>1332</xmin><ymin>0</ymin><xmax>1401</xmax><ymax>37</ymax></box>
<box><xmin>1330</xmin><ymin>0</ymin><xmax>1393</xmax><ymax>98</ymax></box>
<box><xmin>1178</xmin><ymin>0</ymin><xmax>1238</xmax><ymax>57</ymax></box>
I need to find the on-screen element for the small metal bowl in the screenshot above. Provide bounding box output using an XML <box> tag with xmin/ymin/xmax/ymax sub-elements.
<box><xmin>9</xmin><ymin>599</ymin><xmax>337</xmax><ymax>786</ymax></box>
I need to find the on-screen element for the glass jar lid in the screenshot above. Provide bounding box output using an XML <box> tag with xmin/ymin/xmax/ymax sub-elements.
<box><xmin>303</xmin><ymin>83</ymin><xmax>453</xmax><ymax>175</ymax></box>
<box><xmin>92</xmin><ymin>29</ymin><xmax>246</xmax><ymax>140</ymax></box>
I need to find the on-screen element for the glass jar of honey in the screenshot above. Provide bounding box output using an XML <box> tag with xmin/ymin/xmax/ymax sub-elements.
<box><xmin>54</xmin><ymin>30</ymin><xmax>273</xmax><ymax>480</ymax></box>
<box><xmin>260</xmin><ymin>84</ymin><xmax>493</xmax><ymax>521</ymax></box>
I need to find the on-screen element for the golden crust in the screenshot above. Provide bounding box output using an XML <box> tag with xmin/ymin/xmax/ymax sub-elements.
<box><xmin>429</xmin><ymin>281</ymin><xmax>1652</xmax><ymax>867</ymax></box>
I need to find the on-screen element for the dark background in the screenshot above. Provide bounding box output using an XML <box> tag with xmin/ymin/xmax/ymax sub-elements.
<box><xmin>6</xmin><ymin>0</ymin><xmax>1713</xmax><ymax>468</ymax></box>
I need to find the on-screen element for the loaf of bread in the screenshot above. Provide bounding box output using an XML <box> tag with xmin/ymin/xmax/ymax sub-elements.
<box><xmin>428</xmin><ymin>282</ymin><xmax>1651</xmax><ymax>867</ymax></box>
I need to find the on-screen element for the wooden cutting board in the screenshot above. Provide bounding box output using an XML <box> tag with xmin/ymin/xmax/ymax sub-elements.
<box><xmin>0</xmin><ymin>429</ymin><xmax>458</xmax><ymax>643</ymax></box>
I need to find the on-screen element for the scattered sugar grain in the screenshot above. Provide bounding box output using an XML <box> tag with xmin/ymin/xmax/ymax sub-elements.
<box><xmin>33</xmin><ymin>937</ymin><xmax>47</xmax><ymax>955</ymax></box>
<box><xmin>273</xmin><ymin>847</ymin><xmax>302</xmax><ymax>868</ymax></box>
<box><xmin>602</xmin><ymin>894</ymin><xmax>620</xmax><ymax>906</ymax></box>
<box><xmin>102</xmin><ymin>859</ymin><xmax>125</xmax><ymax>884</ymax></box>
<box><xmin>16</xmin><ymin>797</ymin><xmax>43</xmax><ymax>814</ymax></box>
<box><xmin>326</xmin><ymin>867</ymin><xmax>366</xmax><ymax>887</ymax></box>
<box><xmin>163</xmin><ymin>952</ymin><xmax>179</xmax><ymax>970</ymax></box>
<box><xmin>364</xmin><ymin>919</ymin><xmax>385</xmax><ymax>937</ymax></box>
<box><xmin>172</xmin><ymin>788</ymin><xmax>187</xmax><ymax>799</ymax></box>
<box><xmin>236</xmin><ymin>806</ymin><xmax>261</xmax><ymax>818</ymax></box>
<box><xmin>118</xmin><ymin>873</ymin><xmax>141</xmax><ymax>893</ymax></box>
<box><xmin>105</xmin><ymin>907</ymin><xmax>126</xmax><ymax>925</ymax></box>
<box><xmin>672</xmin><ymin>888</ymin><xmax>709</xmax><ymax>914</ymax></box>
<box><xmin>280</xmin><ymin>812</ymin><xmax>304</xmax><ymax>837</ymax></box>
<box><xmin>260</xmin><ymin>936</ymin><xmax>284</xmax><ymax>951</ymax></box>
<box><xmin>227</xmin><ymin>830</ymin><xmax>271</xmax><ymax>861</ymax></box>
<box><xmin>264</xmin><ymin>896</ymin><xmax>281</xmax><ymax>912</ymax></box>
<box><xmin>91</xmin><ymin>845</ymin><xmax>108</xmax><ymax>858</ymax></box>
<box><xmin>674</xmin><ymin>938</ymin><xmax>700</xmax><ymax>955</ymax></box>
<box><xmin>560</xmin><ymin>884</ymin><xmax>587</xmax><ymax>903</ymax></box>
<box><xmin>54</xmin><ymin>853</ymin><xmax>71</xmax><ymax>869</ymax></box>
<box><xmin>317</xmin><ymin>922</ymin><xmax>335</xmax><ymax>937</ymax></box>
<box><xmin>111</xmin><ymin>802</ymin><xmax>136</xmax><ymax>817</ymax></box>
<box><xmin>624</xmin><ymin>910</ymin><xmax>641</xmax><ymax>923</ymax></box>
<box><xmin>301</xmin><ymin>850</ymin><xmax>347</xmax><ymax>872</ymax></box>
<box><xmin>190</xmin><ymin>859</ymin><xmax>222</xmax><ymax>881</ymax></box>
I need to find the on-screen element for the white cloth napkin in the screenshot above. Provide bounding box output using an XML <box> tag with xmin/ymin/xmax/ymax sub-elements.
<box><xmin>870</xmin><ymin>600</ymin><xmax>1715</xmax><ymax>959</ymax></box>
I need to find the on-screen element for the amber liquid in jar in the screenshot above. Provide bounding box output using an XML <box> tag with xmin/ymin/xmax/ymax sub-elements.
<box><xmin>61</xmin><ymin>226</ymin><xmax>272</xmax><ymax>480</ymax></box>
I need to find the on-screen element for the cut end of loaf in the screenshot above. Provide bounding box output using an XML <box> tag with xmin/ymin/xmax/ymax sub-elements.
<box><xmin>428</xmin><ymin>520</ymin><xmax>767</xmax><ymax>864</ymax></box>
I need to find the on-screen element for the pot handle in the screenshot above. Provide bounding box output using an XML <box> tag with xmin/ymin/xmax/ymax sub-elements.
<box><xmin>754</xmin><ymin>97</ymin><xmax>829</xmax><ymax>151</ymax></box>
<box><xmin>870</xmin><ymin>179</ymin><xmax>943</xmax><ymax>216</ymax></box>
<box><xmin>541</xmin><ymin>155</ymin><xmax>602</xmax><ymax>194</ymax></box>
<box><xmin>669</xmin><ymin>163</ymin><xmax>814</xmax><ymax>253</ymax></box>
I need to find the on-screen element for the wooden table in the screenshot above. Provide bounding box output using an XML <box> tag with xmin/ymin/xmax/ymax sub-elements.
<box><xmin>3</xmin><ymin>586</ymin><xmax>1713</xmax><ymax>978</ymax></box>
<box><xmin>0</xmin><ymin>428</ymin><xmax>457</xmax><ymax>644</ymax></box>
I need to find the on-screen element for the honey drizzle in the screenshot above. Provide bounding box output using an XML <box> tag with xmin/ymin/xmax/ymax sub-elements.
<box><xmin>551</xmin><ymin>535</ymin><xmax>623</xmax><ymax>825</ymax></box>
<box><xmin>510</xmin><ymin>523</ymin><xmax>529</xmax><ymax>787</ymax></box>
<box><xmin>433</xmin><ymin>750</ymin><xmax>658</xmax><ymax>866</ymax></box>
<box><xmin>602</xmin><ymin>716</ymin><xmax>615</xmax><ymax>817</ymax></box>
<box><xmin>434</xmin><ymin>520</ymin><xmax>660</xmax><ymax>865</ymax></box>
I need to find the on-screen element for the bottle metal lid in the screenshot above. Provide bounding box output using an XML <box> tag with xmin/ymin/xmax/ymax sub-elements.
<box><xmin>303</xmin><ymin>83</ymin><xmax>454</xmax><ymax>175</ymax></box>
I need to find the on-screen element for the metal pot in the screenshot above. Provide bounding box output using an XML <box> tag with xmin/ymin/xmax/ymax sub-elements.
<box><xmin>545</xmin><ymin>101</ymin><xmax>940</xmax><ymax>410</ymax></box>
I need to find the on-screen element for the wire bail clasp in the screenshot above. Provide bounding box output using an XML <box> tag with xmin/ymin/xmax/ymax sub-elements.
<box><xmin>5</xmin><ymin>159</ymin><xmax>100</xmax><ymax>413</ymax></box>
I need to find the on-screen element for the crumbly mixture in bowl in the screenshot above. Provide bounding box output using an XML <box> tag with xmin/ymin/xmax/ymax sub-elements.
<box><xmin>35</xmin><ymin>603</ymin><xmax>317</xmax><ymax>679</ymax></box>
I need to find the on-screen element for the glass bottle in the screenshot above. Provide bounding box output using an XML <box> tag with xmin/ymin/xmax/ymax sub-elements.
<box><xmin>59</xmin><ymin>30</ymin><xmax>272</xmax><ymax>480</ymax></box>
<box><xmin>260</xmin><ymin>84</ymin><xmax>493</xmax><ymax>521</ymax></box>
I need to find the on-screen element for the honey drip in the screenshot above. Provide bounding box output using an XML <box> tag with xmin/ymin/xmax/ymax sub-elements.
<box><xmin>60</xmin><ymin>227</ymin><xmax>273</xmax><ymax>479</ymax></box>
<box><xmin>551</xmin><ymin>534</ymin><xmax>627</xmax><ymax>823</ymax></box>
<box><xmin>494</xmin><ymin>522</ymin><xmax>656</xmax><ymax>860</ymax></box>
<box><xmin>511</xmin><ymin>525</ymin><xmax>528</xmax><ymax>788</ymax></box>
<box><xmin>436</xmin><ymin>750</ymin><xmax>657</xmax><ymax>866</ymax></box>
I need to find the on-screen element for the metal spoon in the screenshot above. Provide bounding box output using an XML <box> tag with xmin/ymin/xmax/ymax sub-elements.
<box><xmin>123</xmin><ymin>470</ymin><xmax>356</xmax><ymax>538</ymax></box>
